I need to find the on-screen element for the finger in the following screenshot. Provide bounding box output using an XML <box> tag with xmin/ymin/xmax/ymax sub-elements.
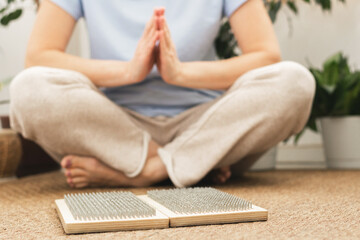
<box><xmin>157</xmin><ymin>17</ymin><xmax>169</xmax><ymax>48</ymax></box>
<box><xmin>159</xmin><ymin>17</ymin><xmax>173</xmax><ymax>50</ymax></box>
<box><xmin>159</xmin><ymin>30</ymin><xmax>167</xmax><ymax>53</ymax></box>
<box><xmin>142</xmin><ymin>27</ymin><xmax>159</xmax><ymax>55</ymax></box>
<box><xmin>155</xmin><ymin>46</ymin><xmax>160</xmax><ymax>65</ymax></box>
<box><xmin>154</xmin><ymin>7</ymin><xmax>165</xmax><ymax>17</ymax></box>
<box><xmin>148</xmin><ymin>32</ymin><xmax>160</xmax><ymax>63</ymax></box>
<box><xmin>163</xmin><ymin>18</ymin><xmax>174</xmax><ymax>49</ymax></box>
<box><xmin>151</xmin><ymin>30</ymin><xmax>160</xmax><ymax>46</ymax></box>
<box><xmin>143</xmin><ymin>13</ymin><xmax>157</xmax><ymax>37</ymax></box>
<box><xmin>146</xmin><ymin>22</ymin><xmax>157</xmax><ymax>41</ymax></box>
<box><xmin>156</xmin><ymin>15</ymin><xmax>162</xmax><ymax>31</ymax></box>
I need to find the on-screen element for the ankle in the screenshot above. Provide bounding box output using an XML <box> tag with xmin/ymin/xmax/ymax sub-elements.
<box><xmin>132</xmin><ymin>156</ymin><xmax>168</xmax><ymax>187</ymax></box>
<box><xmin>147</xmin><ymin>140</ymin><xmax>160</xmax><ymax>158</ymax></box>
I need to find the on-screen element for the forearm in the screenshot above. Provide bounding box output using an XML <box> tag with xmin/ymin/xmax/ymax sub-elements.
<box><xmin>25</xmin><ymin>50</ymin><xmax>132</xmax><ymax>87</ymax></box>
<box><xmin>174</xmin><ymin>51</ymin><xmax>281</xmax><ymax>90</ymax></box>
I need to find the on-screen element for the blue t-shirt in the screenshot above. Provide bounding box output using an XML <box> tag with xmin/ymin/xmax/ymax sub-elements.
<box><xmin>51</xmin><ymin>0</ymin><xmax>247</xmax><ymax>117</ymax></box>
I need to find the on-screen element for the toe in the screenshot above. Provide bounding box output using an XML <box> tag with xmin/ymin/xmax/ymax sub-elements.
<box><xmin>220</xmin><ymin>175</ymin><xmax>227</xmax><ymax>183</ymax></box>
<box><xmin>213</xmin><ymin>174</ymin><xmax>223</xmax><ymax>184</ymax></box>
<box><xmin>61</xmin><ymin>155</ymin><xmax>73</xmax><ymax>168</ymax></box>
<box><xmin>71</xmin><ymin>177</ymin><xmax>89</xmax><ymax>188</ymax></box>
<box><xmin>215</xmin><ymin>174</ymin><xmax>225</xmax><ymax>184</ymax></box>
<box><xmin>66</xmin><ymin>168</ymin><xmax>88</xmax><ymax>178</ymax></box>
<box><xmin>71</xmin><ymin>156</ymin><xmax>98</xmax><ymax>170</ymax></box>
<box><xmin>219</xmin><ymin>166</ymin><xmax>230</xmax><ymax>174</ymax></box>
<box><xmin>219</xmin><ymin>166</ymin><xmax>231</xmax><ymax>181</ymax></box>
<box><xmin>74</xmin><ymin>182</ymin><xmax>88</xmax><ymax>188</ymax></box>
<box><xmin>66</xmin><ymin>177</ymin><xmax>74</xmax><ymax>188</ymax></box>
<box><xmin>225</xmin><ymin>170</ymin><xmax>231</xmax><ymax>179</ymax></box>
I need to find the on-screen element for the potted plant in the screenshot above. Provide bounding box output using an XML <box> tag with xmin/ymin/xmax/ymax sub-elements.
<box><xmin>297</xmin><ymin>52</ymin><xmax>360</xmax><ymax>168</ymax></box>
<box><xmin>216</xmin><ymin>0</ymin><xmax>346</xmax><ymax>171</ymax></box>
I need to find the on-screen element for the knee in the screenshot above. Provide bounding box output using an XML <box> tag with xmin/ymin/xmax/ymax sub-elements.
<box><xmin>11</xmin><ymin>67</ymin><xmax>64</xmax><ymax>114</ymax></box>
<box><xmin>10</xmin><ymin>66</ymin><xmax>88</xmax><ymax>113</ymax></box>
<box><xmin>10</xmin><ymin>67</ymin><xmax>45</xmax><ymax>112</ymax></box>
<box><xmin>275</xmin><ymin>61</ymin><xmax>316</xmax><ymax>132</ymax></box>
<box><xmin>10</xmin><ymin>67</ymin><xmax>42</xmax><ymax>94</ymax></box>
<box><xmin>277</xmin><ymin>61</ymin><xmax>315</xmax><ymax>106</ymax></box>
<box><xmin>9</xmin><ymin>67</ymin><xmax>50</xmax><ymax>133</ymax></box>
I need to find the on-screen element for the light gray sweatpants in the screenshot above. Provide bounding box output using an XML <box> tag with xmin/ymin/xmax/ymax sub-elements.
<box><xmin>9</xmin><ymin>61</ymin><xmax>315</xmax><ymax>187</ymax></box>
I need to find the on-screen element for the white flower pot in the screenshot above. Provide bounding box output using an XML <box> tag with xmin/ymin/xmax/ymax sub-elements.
<box><xmin>250</xmin><ymin>147</ymin><xmax>277</xmax><ymax>171</ymax></box>
<box><xmin>320</xmin><ymin>116</ymin><xmax>360</xmax><ymax>169</ymax></box>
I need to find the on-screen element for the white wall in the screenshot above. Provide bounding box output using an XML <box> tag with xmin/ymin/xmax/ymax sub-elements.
<box><xmin>274</xmin><ymin>0</ymin><xmax>360</xmax><ymax>70</ymax></box>
<box><xmin>272</xmin><ymin>0</ymin><xmax>360</xmax><ymax>168</ymax></box>
<box><xmin>1</xmin><ymin>0</ymin><xmax>359</xmax><ymax>167</ymax></box>
<box><xmin>0</xmin><ymin>2</ymin><xmax>87</xmax><ymax>115</ymax></box>
<box><xmin>0</xmin><ymin>2</ymin><xmax>36</xmax><ymax>115</ymax></box>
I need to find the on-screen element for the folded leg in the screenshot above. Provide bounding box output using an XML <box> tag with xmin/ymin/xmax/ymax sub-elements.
<box><xmin>10</xmin><ymin>67</ymin><xmax>150</xmax><ymax>177</ymax></box>
<box><xmin>158</xmin><ymin>61</ymin><xmax>315</xmax><ymax>187</ymax></box>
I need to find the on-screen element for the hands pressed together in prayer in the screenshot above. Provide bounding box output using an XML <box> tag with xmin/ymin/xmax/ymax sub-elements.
<box><xmin>128</xmin><ymin>7</ymin><xmax>182</xmax><ymax>85</ymax></box>
<box><xmin>28</xmin><ymin>0</ymin><xmax>281</xmax><ymax>89</ymax></box>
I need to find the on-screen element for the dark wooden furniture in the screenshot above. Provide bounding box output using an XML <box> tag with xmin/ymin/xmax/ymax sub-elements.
<box><xmin>1</xmin><ymin>115</ymin><xmax>60</xmax><ymax>177</ymax></box>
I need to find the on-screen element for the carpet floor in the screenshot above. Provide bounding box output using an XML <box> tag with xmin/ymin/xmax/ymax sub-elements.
<box><xmin>0</xmin><ymin>170</ymin><xmax>359</xmax><ymax>240</ymax></box>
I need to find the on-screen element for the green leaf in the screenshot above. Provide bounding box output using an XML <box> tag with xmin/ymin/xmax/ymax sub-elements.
<box><xmin>0</xmin><ymin>7</ymin><xmax>8</xmax><ymax>14</ymax></box>
<box><xmin>267</xmin><ymin>1</ymin><xmax>282</xmax><ymax>23</ymax></box>
<box><xmin>294</xmin><ymin>129</ymin><xmax>305</xmax><ymax>144</ymax></box>
<box><xmin>215</xmin><ymin>20</ymin><xmax>238</xmax><ymax>59</ymax></box>
<box><xmin>287</xmin><ymin>1</ymin><xmax>298</xmax><ymax>14</ymax></box>
<box><xmin>308</xmin><ymin>119</ymin><xmax>318</xmax><ymax>132</ymax></box>
<box><xmin>307</xmin><ymin>52</ymin><xmax>359</xmax><ymax>120</ymax></box>
<box><xmin>0</xmin><ymin>100</ymin><xmax>10</xmax><ymax>105</ymax></box>
<box><xmin>322</xmin><ymin>85</ymin><xmax>336</xmax><ymax>94</ymax></box>
<box><xmin>322</xmin><ymin>52</ymin><xmax>349</xmax><ymax>87</ymax></box>
<box><xmin>0</xmin><ymin>77</ymin><xmax>13</xmax><ymax>86</ymax></box>
<box><xmin>0</xmin><ymin>9</ymin><xmax>22</xmax><ymax>26</ymax></box>
<box><xmin>315</xmin><ymin>0</ymin><xmax>331</xmax><ymax>10</ymax></box>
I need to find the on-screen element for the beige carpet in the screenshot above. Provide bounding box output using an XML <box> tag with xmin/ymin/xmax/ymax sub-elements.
<box><xmin>1</xmin><ymin>170</ymin><xmax>359</xmax><ymax>240</ymax></box>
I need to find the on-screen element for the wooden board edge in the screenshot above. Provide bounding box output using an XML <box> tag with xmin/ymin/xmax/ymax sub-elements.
<box><xmin>138</xmin><ymin>196</ymin><xmax>268</xmax><ymax>228</ymax></box>
<box><xmin>55</xmin><ymin>198</ymin><xmax>169</xmax><ymax>234</ymax></box>
<box><xmin>55</xmin><ymin>195</ymin><xmax>268</xmax><ymax>233</ymax></box>
<box><xmin>55</xmin><ymin>199</ymin><xmax>70</xmax><ymax>234</ymax></box>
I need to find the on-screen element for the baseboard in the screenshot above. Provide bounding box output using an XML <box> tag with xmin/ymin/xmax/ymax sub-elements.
<box><xmin>276</xmin><ymin>144</ymin><xmax>327</xmax><ymax>169</ymax></box>
<box><xmin>0</xmin><ymin>176</ymin><xmax>17</xmax><ymax>183</ymax></box>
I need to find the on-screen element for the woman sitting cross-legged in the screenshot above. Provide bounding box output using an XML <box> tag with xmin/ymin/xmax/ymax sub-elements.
<box><xmin>9</xmin><ymin>0</ymin><xmax>315</xmax><ymax>188</ymax></box>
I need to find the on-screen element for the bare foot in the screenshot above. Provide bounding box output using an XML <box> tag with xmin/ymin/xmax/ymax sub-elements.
<box><xmin>211</xmin><ymin>166</ymin><xmax>232</xmax><ymax>184</ymax></box>
<box><xmin>60</xmin><ymin>141</ymin><xmax>168</xmax><ymax>188</ymax></box>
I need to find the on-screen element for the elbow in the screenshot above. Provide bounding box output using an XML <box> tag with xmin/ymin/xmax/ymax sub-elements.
<box><xmin>25</xmin><ymin>46</ymin><xmax>46</xmax><ymax>68</ymax></box>
<box><xmin>25</xmin><ymin>50</ymin><xmax>37</xmax><ymax>68</ymax></box>
<box><xmin>266</xmin><ymin>50</ymin><xmax>282</xmax><ymax>64</ymax></box>
<box><xmin>25</xmin><ymin>48</ymin><xmax>43</xmax><ymax>68</ymax></box>
<box><xmin>25</xmin><ymin>58</ymin><xmax>34</xmax><ymax>69</ymax></box>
